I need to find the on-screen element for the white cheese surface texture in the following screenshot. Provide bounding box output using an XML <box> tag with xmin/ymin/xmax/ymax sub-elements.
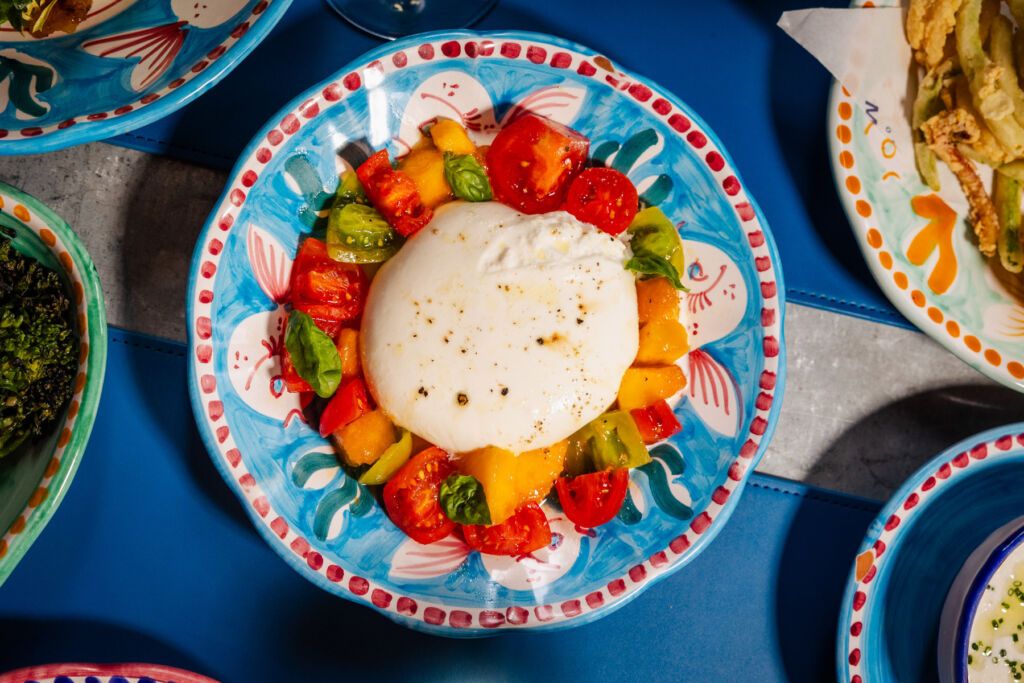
<box><xmin>361</xmin><ymin>201</ymin><xmax>638</xmax><ymax>453</ymax></box>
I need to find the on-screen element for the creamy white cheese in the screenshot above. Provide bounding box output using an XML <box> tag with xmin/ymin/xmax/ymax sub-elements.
<box><xmin>361</xmin><ymin>201</ymin><xmax>639</xmax><ymax>453</ymax></box>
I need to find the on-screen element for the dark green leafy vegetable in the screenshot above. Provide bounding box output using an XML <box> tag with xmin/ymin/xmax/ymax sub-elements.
<box><xmin>625</xmin><ymin>206</ymin><xmax>688</xmax><ymax>290</ymax></box>
<box><xmin>0</xmin><ymin>235</ymin><xmax>78</xmax><ymax>458</ymax></box>
<box><xmin>326</xmin><ymin>203</ymin><xmax>403</xmax><ymax>264</ymax></box>
<box><xmin>438</xmin><ymin>473</ymin><xmax>491</xmax><ymax>525</ymax></box>
<box><xmin>0</xmin><ymin>0</ymin><xmax>32</xmax><ymax>31</ymax></box>
<box><xmin>284</xmin><ymin>310</ymin><xmax>342</xmax><ymax>398</ymax></box>
<box><xmin>443</xmin><ymin>152</ymin><xmax>492</xmax><ymax>202</ymax></box>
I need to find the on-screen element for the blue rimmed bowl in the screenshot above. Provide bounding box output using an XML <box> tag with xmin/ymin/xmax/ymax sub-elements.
<box><xmin>0</xmin><ymin>0</ymin><xmax>291</xmax><ymax>154</ymax></box>
<box><xmin>186</xmin><ymin>29</ymin><xmax>786</xmax><ymax>636</ymax></box>
<box><xmin>838</xmin><ymin>423</ymin><xmax>1024</xmax><ymax>681</ymax></box>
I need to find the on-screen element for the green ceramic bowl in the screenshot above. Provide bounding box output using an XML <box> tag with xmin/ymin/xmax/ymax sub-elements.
<box><xmin>0</xmin><ymin>182</ymin><xmax>106</xmax><ymax>587</ymax></box>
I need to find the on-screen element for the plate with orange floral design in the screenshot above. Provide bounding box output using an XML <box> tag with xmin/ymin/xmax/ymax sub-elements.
<box><xmin>828</xmin><ymin>0</ymin><xmax>1024</xmax><ymax>392</ymax></box>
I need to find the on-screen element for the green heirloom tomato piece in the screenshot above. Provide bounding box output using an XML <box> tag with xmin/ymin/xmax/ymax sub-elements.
<box><xmin>326</xmin><ymin>203</ymin><xmax>403</xmax><ymax>264</ymax></box>
<box><xmin>284</xmin><ymin>310</ymin><xmax>343</xmax><ymax>398</ymax></box>
<box><xmin>438</xmin><ymin>473</ymin><xmax>491</xmax><ymax>525</ymax></box>
<box><xmin>358</xmin><ymin>429</ymin><xmax>413</xmax><ymax>485</ymax></box>
<box><xmin>590</xmin><ymin>411</ymin><xmax>651</xmax><ymax>470</ymax></box>
<box><xmin>443</xmin><ymin>152</ymin><xmax>493</xmax><ymax>202</ymax></box>
<box><xmin>625</xmin><ymin>207</ymin><xmax>688</xmax><ymax>290</ymax></box>
<box><xmin>333</xmin><ymin>171</ymin><xmax>369</xmax><ymax>208</ymax></box>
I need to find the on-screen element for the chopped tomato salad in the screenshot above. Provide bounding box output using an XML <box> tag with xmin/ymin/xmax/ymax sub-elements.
<box><xmin>277</xmin><ymin>115</ymin><xmax>692</xmax><ymax>555</ymax></box>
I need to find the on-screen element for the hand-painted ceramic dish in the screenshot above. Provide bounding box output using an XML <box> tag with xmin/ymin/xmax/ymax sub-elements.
<box><xmin>837</xmin><ymin>423</ymin><xmax>1024</xmax><ymax>681</ymax></box>
<box><xmin>828</xmin><ymin>0</ymin><xmax>1024</xmax><ymax>392</ymax></box>
<box><xmin>0</xmin><ymin>0</ymin><xmax>291</xmax><ymax>154</ymax></box>
<box><xmin>0</xmin><ymin>182</ymin><xmax>105</xmax><ymax>588</ymax></box>
<box><xmin>937</xmin><ymin>514</ymin><xmax>1024</xmax><ymax>683</ymax></box>
<box><xmin>186</xmin><ymin>29</ymin><xmax>786</xmax><ymax>636</ymax></box>
<box><xmin>0</xmin><ymin>663</ymin><xmax>218</xmax><ymax>683</ymax></box>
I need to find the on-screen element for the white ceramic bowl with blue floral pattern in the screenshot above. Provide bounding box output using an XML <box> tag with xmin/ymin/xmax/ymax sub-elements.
<box><xmin>0</xmin><ymin>0</ymin><xmax>290</xmax><ymax>154</ymax></box>
<box><xmin>186</xmin><ymin>29</ymin><xmax>787</xmax><ymax>636</ymax></box>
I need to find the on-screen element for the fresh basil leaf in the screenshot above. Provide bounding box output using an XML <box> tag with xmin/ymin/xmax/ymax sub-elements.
<box><xmin>284</xmin><ymin>310</ymin><xmax>342</xmax><ymax>398</ymax></box>
<box><xmin>625</xmin><ymin>251</ymin><xmax>686</xmax><ymax>290</ymax></box>
<box><xmin>326</xmin><ymin>202</ymin><xmax>402</xmax><ymax>263</ymax></box>
<box><xmin>443</xmin><ymin>152</ymin><xmax>492</xmax><ymax>202</ymax></box>
<box><xmin>439</xmin><ymin>474</ymin><xmax>491</xmax><ymax>525</ymax></box>
<box><xmin>625</xmin><ymin>207</ymin><xmax>688</xmax><ymax>290</ymax></box>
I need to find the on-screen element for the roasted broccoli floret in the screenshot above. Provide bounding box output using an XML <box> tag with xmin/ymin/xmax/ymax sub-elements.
<box><xmin>0</xmin><ymin>235</ymin><xmax>78</xmax><ymax>457</ymax></box>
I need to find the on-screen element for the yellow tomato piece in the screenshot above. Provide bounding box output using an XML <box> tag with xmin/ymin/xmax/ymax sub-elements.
<box><xmin>458</xmin><ymin>440</ymin><xmax>567</xmax><ymax>524</ymax></box>
<box><xmin>636</xmin><ymin>277</ymin><xmax>680</xmax><ymax>325</ymax></box>
<box><xmin>430</xmin><ymin>118</ymin><xmax>476</xmax><ymax>155</ymax></box>
<box><xmin>337</xmin><ymin>328</ymin><xmax>360</xmax><ymax>382</ymax></box>
<box><xmin>398</xmin><ymin>147</ymin><xmax>453</xmax><ymax>208</ymax></box>
<box><xmin>617</xmin><ymin>365</ymin><xmax>687</xmax><ymax>412</ymax></box>
<box><xmin>339</xmin><ymin>409</ymin><xmax>395</xmax><ymax>466</ymax></box>
<box><xmin>636</xmin><ymin>319</ymin><xmax>689</xmax><ymax>365</ymax></box>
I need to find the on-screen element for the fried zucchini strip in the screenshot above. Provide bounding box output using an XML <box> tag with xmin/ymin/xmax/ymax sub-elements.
<box><xmin>907</xmin><ymin>0</ymin><xmax>964</xmax><ymax>68</ymax></box>
<box><xmin>994</xmin><ymin>170</ymin><xmax>1024</xmax><ymax>272</ymax></box>
<box><xmin>957</xmin><ymin>0</ymin><xmax>1024</xmax><ymax>156</ymax></box>
<box><xmin>989</xmin><ymin>17</ymin><xmax>1024</xmax><ymax>129</ymax></box>
<box><xmin>914</xmin><ymin>63</ymin><xmax>951</xmax><ymax>190</ymax></box>
<box><xmin>922</xmin><ymin>109</ymin><xmax>1000</xmax><ymax>256</ymax></box>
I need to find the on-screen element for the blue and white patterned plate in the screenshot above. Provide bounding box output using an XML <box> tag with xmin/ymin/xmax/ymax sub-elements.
<box><xmin>0</xmin><ymin>0</ymin><xmax>290</xmax><ymax>154</ymax></box>
<box><xmin>0</xmin><ymin>662</ymin><xmax>218</xmax><ymax>683</ymax></box>
<box><xmin>186</xmin><ymin>29</ymin><xmax>787</xmax><ymax>636</ymax></box>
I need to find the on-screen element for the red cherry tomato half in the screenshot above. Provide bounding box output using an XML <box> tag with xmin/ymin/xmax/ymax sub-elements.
<box><xmin>318</xmin><ymin>377</ymin><xmax>372</xmax><ymax>437</ymax></box>
<box><xmin>356</xmin><ymin>149</ymin><xmax>433</xmax><ymax>236</ymax></box>
<box><xmin>289</xmin><ymin>238</ymin><xmax>368</xmax><ymax>334</ymax></box>
<box><xmin>563</xmin><ymin>167</ymin><xmax>639</xmax><ymax>235</ymax></box>
<box><xmin>461</xmin><ymin>502</ymin><xmax>552</xmax><ymax>556</ymax></box>
<box><xmin>487</xmin><ymin>113</ymin><xmax>589</xmax><ymax>214</ymax></box>
<box><xmin>629</xmin><ymin>400</ymin><xmax>683</xmax><ymax>445</ymax></box>
<box><xmin>384</xmin><ymin>447</ymin><xmax>456</xmax><ymax>545</ymax></box>
<box><xmin>555</xmin><ymin>468</ymin><xmax>630</xmax><ymax>528</ymax></box>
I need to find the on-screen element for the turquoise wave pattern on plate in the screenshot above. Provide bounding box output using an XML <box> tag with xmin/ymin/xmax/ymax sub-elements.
<box><xmin>0</xmin><ymin>0</ymin><xmax>291</xmax><ymax>154</ymax></box>
<box><xmin>186</xmin><ymin>30</ymin><xmax>787</xmax><ymax>636</ymax></box>
<box><xmin>837</xmin><ymin>423</ymin><xmax>1024</xmax><ymax>681</ymax></box>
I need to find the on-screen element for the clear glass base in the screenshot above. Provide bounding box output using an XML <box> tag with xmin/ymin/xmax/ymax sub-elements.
<box><xmin>325</xmin><ymin>0</ymin><xmax>498</xmax><ymax>40</ymax></box>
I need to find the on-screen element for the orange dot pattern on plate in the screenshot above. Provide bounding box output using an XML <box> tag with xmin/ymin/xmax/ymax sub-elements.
<box><xmin>9</xmin><ymin>516</ymin><xmax>25</xmax><ymax>534</ymax></box>
<box><xmin>67</xmin><ymin>400</ymin><xmax>79</xmax><ymax>418</ymax></box>
<box><xmin>44</xmin><ymin>457</ymin><xmax>60</xmax><ymax>478</ymax></box>
<box><xmin>57</xmin><ymin>428</ymin><xmax>71</xmax><ymax>448</ymax></box>
<box><xmin>58</xmin><ymin>252</ymin><xmax>73</xmax><ymax>273</ymax></box>
<box><xmin>74</xmin><ymin>373</ymin><xmax>86</xmax><ymax>392</ymax></box>
<box><xmin>27</xmin><ymin>487</ymin><xmax>48</xmax><ymax>508</ymax></box>
<box><xmin>39</xmin><ymin>228</ymin><xmax>56</xmax><ymax>247</ymax></box>
<box><xmin>73</xmin><ymin>281</ymin><xmax>83</xmax><ymax>304</ymax></box>
<box><xmin>13</xmin><ymin>204</ymin><xmax>29</xmax><ymax>222</ymax></box>
<box><xmin>0</xmin><ymin>540</ymin><xmax>6</xmax><ymax>558</ymax></box>
<box><xmin>836</xmin><ymin>91</ymin><xmax>1024</xmax><ymax>381</ymax></box>
<box><xmin>79</xmin><ymin>342</ymin><xmax>88</xmax><ymax>365</ymax></box>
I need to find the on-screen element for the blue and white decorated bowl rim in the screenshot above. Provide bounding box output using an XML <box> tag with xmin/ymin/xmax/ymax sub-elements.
<box><xmin>0</xmin><ymin>0</ymin><xmax>292</xmax><ymax>155</ymax></box>
<box><xmin>837</xmin><ymin>422</ymin><xmax>1024</xmax><ymax>681</ymax></box>
<box><xmin>186</xmin><ymin>28</ymin><xmax>788</xmax><ymax>636</ymax></box>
